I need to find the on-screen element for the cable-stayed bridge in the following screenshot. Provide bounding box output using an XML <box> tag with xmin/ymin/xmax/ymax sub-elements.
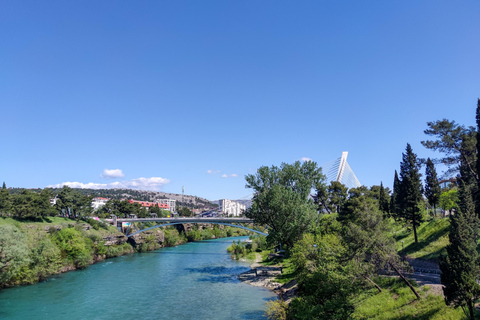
<box><xmin>321</xmin><ymin>152</ymin><xmax>361</xmax><ymax>189</ymax></box>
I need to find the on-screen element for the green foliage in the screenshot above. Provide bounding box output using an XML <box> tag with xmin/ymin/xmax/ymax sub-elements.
<box><xmin>425</xmin><ymin>158</ymin><xmax>441</xmax><ymax>215</ymax></box>
<box><xmin>440</xmin><ymin>182</ymin><xmax>480</xmax><ymax>319</ymax></box>
<box><xmin>354</xmin><ymin>277</ymin><xmax>465</xmax><ymax>319</ymax></box>
<box><xmin>289</xmin><ymin>233</ymin><xmax>360</xmax><ymax>320</ymax></box>
<box><xmin>178</xmin><ymin>206</ymin><xmax>193</xmax><ymax>217</ymax></box>
<box><xmin>265</xmin><ymin>300</ymin><xmax>288</xmax><ymax>320</ymax></box>
<box><xmin>0</xmin><ymin>224</ymin><xmax>30</xmax><ymax>286</ymax></box>
<box><xmin>52</xmin><ymin>227</ymin><xmax>94</xmax><ymax>268</ymax></box>
<box><xmin>245</xmin><ymin>160</ymin><xmax>325</xmax><ymax>249</ymax></box>
<box><xmin>397</xmin><ymin>143</ymin><xmax>424</xmax><ymax>243</ymax></box>
<box><xmin>393</xmin><ymin>217</ymin><xmax>450</xmax><ymax>260</ymax></box>
<box><xmin>439</xmin><ymin>188</ymin><xmax>459</xmax><ymax>213</ymax></box>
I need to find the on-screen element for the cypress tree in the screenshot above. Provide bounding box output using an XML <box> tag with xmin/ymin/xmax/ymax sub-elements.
<box><xmin>378</xmin><ymin>182</ymin><xmax>390</xmax><ymax>216</ymax></box>
<box><xmin>390</xmin><ymin>171</ymin><xmax>401</xmax><ymax>219</ymax></box>
<box><xmin>424</xmin><ymin>158</ymin><xmax>441</xmax><ymax>216</ymax></box>
<box><xmin>398</xmin><ymin>144</ymin><xmax>423</xmax><ymax>243</ymax></box>
<box><xmin>439</xmin><ymin>181</ymin><xmax>480</xmax><ymax>320</ymax></box>
<box><xmin>0</xmin><ymin>182</ymin><xmax>9</xmax><ymax>215</ymax></box>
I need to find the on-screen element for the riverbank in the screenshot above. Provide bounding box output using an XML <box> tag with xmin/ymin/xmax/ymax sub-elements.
<box><xmin>0</xmin><ymin>216</ymin><xmax>251</xmax><ymax>289</ymax></box>
<box><xmin>237</xmin><ymin>253</ymin><xmax>298</xmax><ymax>303</ymax></box>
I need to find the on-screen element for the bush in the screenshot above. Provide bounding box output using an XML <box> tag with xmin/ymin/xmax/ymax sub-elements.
<box><xmin>52</xmin><ymin>228</ymin><xmax>94</xmax><ymax>268</ymax></box>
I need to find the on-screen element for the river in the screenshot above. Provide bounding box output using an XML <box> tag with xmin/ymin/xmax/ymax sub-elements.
<box><xmin>0</xmin><ymin>236</ymin><xmax>276</xmax><ymax>320</ymax></box>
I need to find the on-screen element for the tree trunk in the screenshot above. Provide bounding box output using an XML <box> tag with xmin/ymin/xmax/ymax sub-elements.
<box><xmin>468</xmin><ymin>299</ymin><xmax>475</xmax><ymax>320</ymax></box>
<box><xmin>389</xmin><ymin>262</ymin><xmax>420</xmax><ymax>299</ymax></box>
<box><xmin>413</xmin><ymin>214</ymin><xmax>418</xmax><ymax>243</ymax></box>
<box><xmin>363</xmin><ymin>275</ymin><xmax>382</xmax><ymax>292</ymax></box>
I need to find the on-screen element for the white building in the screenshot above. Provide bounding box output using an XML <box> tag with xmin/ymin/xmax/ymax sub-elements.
<box><xmin>157</xmin><ymin>199</ymin><xmax>176</xmax><ymax>213</ymax></box>
<box><xmin>218</xmin><ymin>199</ymin><xmax>246</xmax><ymax>217</ymax></box>
<box><xmin>92</xmin><ymin>197</ymin><xmax>109</xmax><ymax>210</ymax></box>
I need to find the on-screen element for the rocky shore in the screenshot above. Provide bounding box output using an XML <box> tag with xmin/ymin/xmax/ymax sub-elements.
<box><xmin>238</xmin><ymin>259</ymin><xmax>298</xmax><ymax>302</ymax></box>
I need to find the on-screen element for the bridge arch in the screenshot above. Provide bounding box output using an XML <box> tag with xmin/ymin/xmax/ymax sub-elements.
<box><xmin>110</xmin><ymin>217</ymin><xmax>268</xmax><ymax>238</ymax></box>
<box><xmin>125</xmin><ymin>221</ymin><xmax>268</xmax><ymax>238</ymax></box>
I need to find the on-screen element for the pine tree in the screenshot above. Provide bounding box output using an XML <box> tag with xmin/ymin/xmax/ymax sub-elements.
<box><xmin>440</xmin><ymin>181</ymin><xmax>480</xmax><ymax>320</ymax></box>
<box><xmin>424</xmin><ymin>158</ymin><xmax>441</xmax><ymax>216</ymax></box>
<box><xmin>398</xmin><ymin>144</ymin><xmax>423</xmax><ymax>243</ymax></box>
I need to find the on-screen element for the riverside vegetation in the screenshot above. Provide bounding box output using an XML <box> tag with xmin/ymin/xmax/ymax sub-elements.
<box><xmin>0</xmin><ymin>213</ymin><xmax>250</xmax><ymax>289</ymax></box>
<box><xmin>238</xmin><ymin>99</ymin><xmax>480</xmax><ymax>319</ymax></box>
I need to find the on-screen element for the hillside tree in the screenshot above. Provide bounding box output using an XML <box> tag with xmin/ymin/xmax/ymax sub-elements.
<box><xmin>398</xmin><ymin>143</ymin><xmax>424</xmax><ymax>243</ymax></box>
<box><xmin>424</xmin><ymin>158</ymin><xmax>441</xmax><ymax>216</ymax></box>
<box><xmin>245</xmin><ymin>160</ymin><xmax>325</xmax><ymax>248</ymax></box>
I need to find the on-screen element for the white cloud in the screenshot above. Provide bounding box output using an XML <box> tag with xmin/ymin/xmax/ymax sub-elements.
<box><xmin>230</xmin><ymin>174</ymin><xmax>238</xmax><ymax>177</ymax></box>
<box><xmin>207</xmin><ymin>170</ymin><xmax>213</xmax><ymax>174</ymax></box>
<box><xmin>300</xmin><ymin>157</ymin><xmax>312</xmax><ymax>162</ymax></box>
<box><xmin>221</xmin><ymin>174</ymin><xmax>228</xmax><ymax>178</ymax></box>
<box><xmin>47</xmin><ymin>177</ymin><xmax>170</xmax><ymax>191</ymax></box>
<box><xmin>101</xmin><ymin>169</ymin><xmax>125</xmax><ymax>179</ymax></box>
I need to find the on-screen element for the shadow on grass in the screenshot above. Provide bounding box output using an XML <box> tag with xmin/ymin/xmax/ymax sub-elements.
<box><xmin>400</xmin><ymin>225</ymin><xmax>449</xmax><ymax>257</ymax></box>
<box><xmin>12</xmin><ymin>216</ymin><xmax>52</xmax><ymax>223</ymax></box>
<box><xmin>390</xmin><ymin>307</ymin><xmax>443</xmax><ymax>320</ymax></box>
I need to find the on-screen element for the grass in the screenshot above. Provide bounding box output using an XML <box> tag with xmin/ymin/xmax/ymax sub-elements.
<box><xmin>392</xmin><ymin>217</ymin><xmax>450</xmax><ymax>260</ymax></box>
<box><xmin>354</xmin><ymin>277</ymin><xmax>466</xmax><ymax>320</ymax></box>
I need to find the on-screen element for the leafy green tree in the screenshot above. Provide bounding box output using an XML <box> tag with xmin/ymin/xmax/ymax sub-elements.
<box><xmin>288</xmin><ymin>233</ymin><xmax>360</xmax><ymax>319</ymax></box>
<box><xmin>370</xmin><ymin>183</ymin><xmax>390</xmax><ymax>216</ymax></box>
<box><xmin>326</xmin><ymin>181</ymin><xmax>348</xmax><ymax>213</ymax></box>
<box><xmin>178</xmin><ymin>206</ymin><xmax>193</xmax><ymax>217</ymax></box>
<box><xmin>0</xmin><ymin>224</ymin><xmax>30</xmax><ymax>287</ymax></box>
<box><xmin>245</xmin><ymin>161</ymin><xmax>325</xmax><ymax>248</ymax></box>
<box><xmin>424</xmin><ymin>158</ymin><xmax>441</xmax><ymax>216</ymax></box>
<box><xmin>439</xmin><ymin>188</ymin><xmax>459</xmax><ymax>216</ymax></box>
<box><xmin>440</xmin><ymin>182</ymin><xmax>480</xmax><ymax>320</ymax></box>
<box><xmin>398</xmin><ymin>144</ymin><xmax>424</xmax><ymax>243</ymax></box>
<box><xmin>52</xmin><ymin>227</ymin><xmax>93</xmax><ymax>268</ymax></box>
<box><xmin>339</xmin><ymin>189</ymin><xmax>420</xmax><ymax>298</ymax></box>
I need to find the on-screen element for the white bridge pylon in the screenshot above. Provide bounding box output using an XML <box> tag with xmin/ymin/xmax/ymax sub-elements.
<box><xmin>321</xmin><ymin>152</ymin><xmax>361</xmax><ymax>189</ymax></box>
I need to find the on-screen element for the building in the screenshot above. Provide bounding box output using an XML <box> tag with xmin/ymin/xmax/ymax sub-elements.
<box><xmin>218</xmin><ymin>199</ymin><xmax>246</xmax><ymax>216</ymax></box>
<box><xmin>127</xmin><ymin>199</ymin><xmax>176</xmax><ymax>213</ymax></box>
<box><xmin>92</xmin><ymin>197</ymin><xmax>109</xmax><ymax>210</ymax></box>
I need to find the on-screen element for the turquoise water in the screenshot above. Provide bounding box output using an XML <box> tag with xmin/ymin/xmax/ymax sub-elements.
<box><xmin>0</xmin><ymin>237</ymin><xmax>276</xmax><ymax>320</ymax></box>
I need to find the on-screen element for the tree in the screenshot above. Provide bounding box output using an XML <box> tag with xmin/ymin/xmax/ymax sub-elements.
<box><xmin>326</xmin><ymin>181</ymin><xmax>348</xmax><ymax>213</ymax></box>
<box><xmin>245</xmin><ymin>161</ymin><xmax>325</xmax><ymax>248</ymax></box>
<box><xmin>178</xmin><ymin>206</ymin><xmax>193</xmax><ymax>217</ymax></box>
<box><xmin>339</xmin><ymin>190</ymin><xmax>420</xmax><ymax>299</ymax></box>
<box><xmin>0</xmin><ymin>224</ymin><xmax>30</xmax><ymax>287</ymax></box>
<box><xmin>0</xmin><ymin>182</ymin><xmax>10</xmax><ymax>215</ymax></box>
<box><xmin>398</xmin><ymin>144</ymin><xmax>424</xmax><ymax>243</ymax></box>
<box><xmin>370</xmin><ymin>183</ymin><xmax>390</xmax><ymax>216</ymax></box>
<box><xmin>390</xmin><ymin>171</ymin><xmax>401</xmax><ymax>219</ymax></box>
<box><xmin>421</xmin><ymin>119</ymin><xmax>477</xmax><ymax>180</ymax></box>
<box><xmin>424</xmin><ymin>158</ymin><xmax>441</xmax><ymax>216</ymax></box>
<box><xmin>439</xmin><ymin>188</ymin><xmax>459</xmax><ymax>216</ymax></box>
<box><xmin>440</xmin><ymin>182</ymin><xmax>480</xmax><ymax>320</ymax></box>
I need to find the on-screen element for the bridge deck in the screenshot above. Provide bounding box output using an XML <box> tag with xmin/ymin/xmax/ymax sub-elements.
<box><xmin>106</xmin><ymin>217</ymin><xmax>254</xmax><ymax>223</ymax></box>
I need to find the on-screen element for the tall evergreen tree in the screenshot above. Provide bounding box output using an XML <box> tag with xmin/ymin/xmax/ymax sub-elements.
<box><xmin>390</xmin><ymin>171</ymin><xmax>401</xmax><ymax>219</ymax></box>
<box><xmin>0</xmin><ymin>182</ymin><xmax>10</xmax><ymax>215</ymax></box>
<box><xmin>440</xmin><ymin>181</ymin><xmax>480</xmax><ymax>320</ymax></box>
<box><xmin>378</xmin><ymin>182</ymin><xmax>390</xmax><ymax>216</ymax></box>
<box><xmin>398</xmin><ymin>144</ymin><xmax>423</xmax><ymax>243</ymax></box>
<box><xmin>424</xmin><ymin>158</ymin><xmax>441</xmax><ymax>216</ymax></box>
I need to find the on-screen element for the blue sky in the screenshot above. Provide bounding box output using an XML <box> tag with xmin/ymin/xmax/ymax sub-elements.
<box><xmin>1</xmin><ymin>1</ymin><xmax>479</xmax><ymax>201</ymax></box>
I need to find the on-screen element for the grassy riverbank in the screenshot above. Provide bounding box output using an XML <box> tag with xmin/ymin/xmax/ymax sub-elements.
<box><xmin>0</xmin><ymin>216</ymin><xmax>251</xmax><ymax>289</ymax></box>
